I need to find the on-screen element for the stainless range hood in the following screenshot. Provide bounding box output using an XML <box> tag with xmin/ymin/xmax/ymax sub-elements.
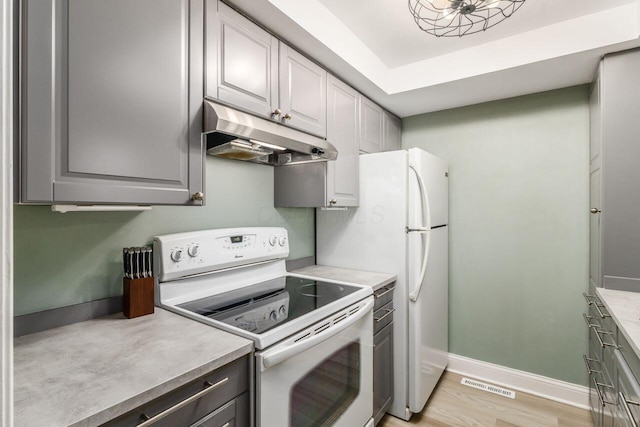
<box><xmin>203</xmin><ymin>100</ymin><xmax>338</xmax><ymax>166</ymax></box>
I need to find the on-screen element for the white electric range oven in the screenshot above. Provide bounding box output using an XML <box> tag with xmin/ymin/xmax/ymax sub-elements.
<box><xmin>154</xmin><ymin>227</ymin><xmax>374</xmax><ymax>427</ymax></box>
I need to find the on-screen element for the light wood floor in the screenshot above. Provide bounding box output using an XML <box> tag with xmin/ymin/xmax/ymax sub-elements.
<box><xmin>379</xmin><ymin>372</ymin><xmax>593</xmax><ymax>427</ymax></box>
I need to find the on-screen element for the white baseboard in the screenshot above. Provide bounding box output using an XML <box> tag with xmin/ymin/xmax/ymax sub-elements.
<box><xmin>446</xmin><ymin>354</ymin><xmax>590</xmax><ymax>410</ymax></box>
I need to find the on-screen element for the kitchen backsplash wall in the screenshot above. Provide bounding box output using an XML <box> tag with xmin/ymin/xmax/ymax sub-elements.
<box><xmin>403</xmin><ymin>85</ymin><xmax>590</xmax><ymax>386</ymax></box>
<box><xmin>14</xmin><ymin>157</ymin><xmax>314</xmax><ymax>316</ymax></box>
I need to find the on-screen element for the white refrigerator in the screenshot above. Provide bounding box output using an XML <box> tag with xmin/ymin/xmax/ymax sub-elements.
<box><xmin>316</xmin><ymin>148</ymin><xmax>448</xmax><ymax>421</ymax></box>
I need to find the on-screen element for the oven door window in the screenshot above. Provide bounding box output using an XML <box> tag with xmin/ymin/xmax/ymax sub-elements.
<box><xmin>290</xmin><ymin>341</ymin><xmax>360</xmax><ymax>427</ymax></box>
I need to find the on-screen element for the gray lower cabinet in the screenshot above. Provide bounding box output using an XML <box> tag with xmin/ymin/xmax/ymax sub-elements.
<box><xmin>101</xmin><ymin>355</ymin><xmax>250</xmax><ymax>427</ymax></box>
<box><xmin>616</xmin><ymin>333</ymin><xmax>640</xmax><ymax>427</ymax></box>
<box><xmin>382</xmin><ymin>111</ymin><xmax>402</xmax><ymax>152</ymax></box>
<box><xmin>20</xmin><ymin>0</ymin><xmax>204</xmax><ymax>205</ymax></box>
<box><xmin>274</xmin><ymin>74</ymin><xmax>358</xmax><ymax>207</ymax></box>
<box><xmin>373</xmin><ymin>284</ymin><xmax>395</xmax><ymax>425</ymax></box>
<box><xmin>590</xmin><ymin>49</ymin><xmax>640</xmax><ymax>291</ymax></box>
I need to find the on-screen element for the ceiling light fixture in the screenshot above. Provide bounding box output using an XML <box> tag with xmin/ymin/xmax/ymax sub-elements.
<box><xmin>408</xmin><ymin>0</ymin><xmax>526</xmax><ymax>37</ymax></box>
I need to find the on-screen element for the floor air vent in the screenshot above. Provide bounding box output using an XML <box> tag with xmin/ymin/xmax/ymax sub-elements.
<box><xmin>460</xmin><ymin>377</ymin><xmax>516</xmax><ymax>399</ymax></box>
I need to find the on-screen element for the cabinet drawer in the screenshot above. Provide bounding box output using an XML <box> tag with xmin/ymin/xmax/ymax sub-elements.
<box><xmin>585</xmin><ymin>293</ymin><xmax>616</xmax><ymax>337</ymax></box>
<box><xmin>373</xmin><ymin>283</ymin><xmax>395</xmax><ymax>311</ymax></box>
<box><xmin>374</xmin><ymin>300</ymin><xmax>394</xmax><ymax>335</ymax></box>
<box><xmin>194</xmin><ymin>392</ymin><xmax>249</xmax><ymax>427</ymax></box>
<box><xmin>619</xmin><ymin>331</ymin><xmax>640</xmax><ymax>387</ymax></box>
<box><xmin>616</xmin><ymin>349</ymin><xmax>640</xmax><ymax>427</ymax></box>
<box><xmin>102</xmin><ymin>356</ymin><xmax>249</xmax><ymax>426</ymax></box>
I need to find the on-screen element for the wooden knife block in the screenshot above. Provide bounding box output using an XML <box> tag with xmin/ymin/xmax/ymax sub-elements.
<box><xmin>123</xmin><ymin>277</ymin><xmax>155</xmax><ymax>319</ymax></box>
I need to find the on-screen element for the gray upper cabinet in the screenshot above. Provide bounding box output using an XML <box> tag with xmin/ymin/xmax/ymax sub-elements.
<box><xmin>591</xmin><ymin>49</ymin><xmax>640</xmax><ymax>291</ymax></box>
<box><xmin>274</xmin><ymin>75</ymin><xmax>357</xmax><ymax>207</ymax></box>
<box><xmin>325</xmin><ymin>75</ymin><xmax>358</xmax><ymax>207</ymax></box>
<box><xmin>207</xmin><ymin>1</ymin><xmax>326</xmax><ymax>138</ymax></box>
<box><xmin>278</xmin><ymin>44</ymin><xmax>327</xmax><ymax>138</ymax></box>
<box><xmin>359</xmin><ymin>96</ymin><xmax>383</xmax><ymax>154</ymax></box>
<box><xmin>20</xmin><ymin>0</ymin><xmax>204</xmax><ymax>205</ymax></box>
<box><xmin>382</xmin><ymin>111</ymin><xmax>402</xmax><ymax>152</ymax></box>
<box><xmin>207</xmin><ymin>1</ymin><xmax>278</xmax><ymax>119</ymax></box>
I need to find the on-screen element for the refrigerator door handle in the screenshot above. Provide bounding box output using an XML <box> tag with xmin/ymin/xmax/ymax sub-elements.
<box><xmin>408</xmin><ymin>164</ymin><xmax>432</xmax><ymax>302</ymax></box>
<box><xmin>409</xmin><ymin>230</ymin><xmax>431</xmax><ymax>302</ymax></box>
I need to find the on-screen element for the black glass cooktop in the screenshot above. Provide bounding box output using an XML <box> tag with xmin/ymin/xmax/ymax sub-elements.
<box><xmin>177</xmin><ymin>276</ymin><xmax>361</xmax><ymax>334</ymax></box>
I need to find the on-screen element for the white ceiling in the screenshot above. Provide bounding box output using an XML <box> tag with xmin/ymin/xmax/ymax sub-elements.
<box><xmin>318</xmin><ymin>0</ymin><xmax>635</xmax><ymax>68</ymax></box>
<box><xmin>228</xmin><ymin>0</ymin><xmax>640</xmax><ymax>116</ymax></box>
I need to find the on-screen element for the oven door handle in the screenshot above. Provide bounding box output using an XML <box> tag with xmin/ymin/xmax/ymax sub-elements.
<box><xmin>257</xmin><ymin>298</ymin><xmax>374</xmax><ymax>371</ymax></box>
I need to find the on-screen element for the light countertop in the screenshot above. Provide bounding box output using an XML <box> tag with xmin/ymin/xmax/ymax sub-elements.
<box><xmin>14</xmin><ymin>308</ymin><xmax>253</xmax><ymax>427</ymax></box>
<box><xmin>290</xmin><ymin>265</ymin><xmax>396</xmax><ymax>291</ymax></box>
<box><xmin>597</xmin><ymin>288</ymin><xmax>640</xmax><ymax>358</ymax></box>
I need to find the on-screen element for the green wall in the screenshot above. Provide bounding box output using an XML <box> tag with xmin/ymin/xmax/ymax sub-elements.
<box><xmin>403</xmin><ymin>86</ymin><xmax>590</xmax><ymax>386</ymax></box>
<box><xmin>14</xmin><ymin>157</ymin><xmax>314</xmax><ymax>316</ymax></box>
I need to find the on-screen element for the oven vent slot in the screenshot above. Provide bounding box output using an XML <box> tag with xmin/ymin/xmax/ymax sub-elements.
<box><xmin>292</xmin><ymin>303</ymin><xmax>364</xmax><ymax>344</ymax></box>
<box><xmin>333</xmin><ymin>313</ymin><xmax>348</xmax><ymax>324</ymax></box>
<box><xmin>314</xmin><ymin>322</ymin><xmax>331</xmax><ymax>334</ymax></box>
<box><xmin>294</xmin><ymin>332</ymin><xmax>311</xmax><ymax>343</ymax></box>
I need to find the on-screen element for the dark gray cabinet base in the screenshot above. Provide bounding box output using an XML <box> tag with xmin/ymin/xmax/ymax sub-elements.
<box><xmin>101</xmin><ymin>356</ymin><xmax>250</xmax><ymax>427</ymax></box>
<box><xmin>373</xmin><ymin>284</ymin><xmax>395</xmax><ymax>425</ymax></box>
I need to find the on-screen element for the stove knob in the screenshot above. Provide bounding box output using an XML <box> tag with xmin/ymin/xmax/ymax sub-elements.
<box><xmin>269</xmin><ymin>236</ymin><xmax>278</xmax><ymax>246</ymax></box>
<box><xmin>188</xmin><ymin>245</ymin><xmax>200</xmax><ymax>257</ymax></box>
<box><xmin>269</xmin><ymin>310</ymin><xmax>278</xmax><ymax>321</ymax></box>
<box><xmin>170</xmin><ymin>249</ymin><xmax>184</xmax><ymax>262</ymax></box>
<box><xmin>278</xmin><ymin>237</ymin><xmax>286</xmax><ymax>247</ymax></box>
<box><xmin>279</xmin><ymin>305</ymin><xmax>287</xmax><ymax>316</ymax></box>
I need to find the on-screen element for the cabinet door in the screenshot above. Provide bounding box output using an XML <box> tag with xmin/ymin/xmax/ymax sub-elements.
<box><xmin>359</xmin><ymin>96</ymin><xmax>383</xmax><ymax>153</ymax></box>
<box><xmin>21</xmin><ymin>0</ymin><xmax>204</xmax><ymax>205</ymax></box>
<box><xmin>373</xmin><ymin>322</ymin><xmax>393</xmax><ymax>425</ymax></box>
<box><xmin>208</xmin><ymin>1</ymin><xmax>278</xmax><ymax>119</ymax></box>
<box><xmin>590</xmin><ymin>68</ymin><xmax>602</xmax><ymax>173</ymax></box>
<box><xmin>278</xmin><ymin>43</ymin><xmax>327</xmax><ymax>138</ymax></box>
<box><xmin>382</xmin><ymin>111</ymin><xmax>402</xmax><ymax>152</ymax></box>
<box><xmin>601</xmin><ymin>51</ymin><xmax>640</xmax><ymax>290</ymax></box>
<box><xmin>326</xmin><ymin>75</ymin><xmax>359</xmax><ymax>207</ymax></box>
<box><xmin>590</xmin><ymin>168</ymin><xmax>602</xmax><ymax>288</ymax></box>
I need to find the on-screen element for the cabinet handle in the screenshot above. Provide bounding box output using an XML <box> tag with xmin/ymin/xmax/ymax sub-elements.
<box><xmin>590</xmin><ymin>208</ymin><xmax>601</xmax><ymax>214</ymax></box>
<box><xmin>594</xmin><ymin>303</ymin><xmax>610</xmax><ymax>319</ymax></box>
<box><xmin>191</xmin><ymin>192</ymin><xmax>204</xmax><ymax>201</ymax></box>
<box><xmin>583</xmin><ymin>313</ymin><xmax>598</xmax><ymax>328</ymax></box>
<box><xmin>583</xmin><ymin>293</ymin><xmax>597</xmax><ymax>305</ymax></box>
<box><xmin>137</xmin><ymin>377</ymin><xmax>228</xmax><ymax>426</ymax></box>
<box><xmin>374</xmin><ymin>286</ymin><xmax>395</xmax><ymax>299</ymax></box>
<box><xmin>593</xmin><ymin>377</ymin><xmax>615</xmax><ymax>406</ymax></box>
<box><xmin>329</xmin><ymin>199</ymin><xmax>337</xmax><ymax>205</ymax></box>
<box><xmin>283</xmin><ymin>113</ymin><xmax>292</xmax><ymax>120</ymax></box>
<box><xmin>374</xmin><ymin>308</ymin><xmax>395</xmax><ymax>323</ymax></box>
<box><xmin>583</xmin><ymin>293</ymin><xmax>610</xmax><ymax>318</ymax></box>
<box><xmin>583</xmin><ymin>354</ymin><xmax>602</xmax><ymax>374</ymax></box>
<box><xmin>272</xmin><ymin>108</ymin><xmax>282</xmax><ymax>117</ymax></box>
<box><xmin>620</xmin><ymin>392</ymin><xmax>640</xmax><ymax>427</ymax></box>
<box><xmin>593</xmin><ymin>328</ymin><xmax>617</xmax><ymax>349</ymax></box>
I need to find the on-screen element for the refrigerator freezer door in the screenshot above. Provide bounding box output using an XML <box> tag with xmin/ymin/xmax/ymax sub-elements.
<box><xmin>407</xmin><ymin>225</ymin><xmax>448</xmax><ymax>413</ymax></box>
<box><xmin>408</xmin><ymin>148</ymin><xmax>448</xmax><ymax>228</ymax></box>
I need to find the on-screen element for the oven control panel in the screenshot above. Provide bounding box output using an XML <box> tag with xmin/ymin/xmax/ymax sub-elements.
<box><xmin>154</xmin><ymin>227</ymin><xmax>289</xmax><ymax>282</ymax></box>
